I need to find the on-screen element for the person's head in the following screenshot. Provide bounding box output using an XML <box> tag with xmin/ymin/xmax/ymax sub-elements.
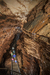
<box><xmin>12</xmin><ymin>47</ymin><xmax>14</xmax><ymax>50</ymax></box>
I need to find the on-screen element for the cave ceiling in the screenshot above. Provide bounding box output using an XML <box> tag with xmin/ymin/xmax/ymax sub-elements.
<box><xmin>0</xmin><ymin>0</ymin><xmax>50</xmax><ymax>44</ymax></box>
<box><xmin>0</xmin><ymin>0</ymin><xmax>41</xmax><ymax>15</ymax></box>
<box><xmin>0</xmin><ymin>0</ymin><xmax>50</xmax><ymax>30</ymax></box>
<box><xmin>0</xmin><ymin>0</ymin><xmax>50</xmax><ymax>37</ymax></box>
<box><xmin>0</xmin><ymin>0</ymin><xmax>41</xmax><ymax>21</ymax></box>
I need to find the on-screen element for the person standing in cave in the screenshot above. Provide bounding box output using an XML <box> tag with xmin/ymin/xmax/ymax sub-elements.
<box><xmin>15</xmin><ymin>59</ymin><xmax>17</xmax><ymax>64</ymax></box>
<box><xmin>13</xmin><ymin>50</ymin><xmax>15</xmax><ymax>54</ymax></box>
<box><xmin>13</xmin><ymin>54</ymin><xmax>16</xmax><ymax>59</ymax></box>
<box><xmin>12</xmin><ymin>58</ymin><xmax>14</xmax><ymax>62</ymax></box>
<box><xmin>11</xmin><ymin>52</ymin><xmax>13</xmax><ymax>58</ymax></box>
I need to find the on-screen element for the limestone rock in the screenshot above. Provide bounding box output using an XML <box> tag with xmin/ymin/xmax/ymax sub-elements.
<box><xmin>5</xmin><ymin>58</ymin><xmax>11</xmax><ymax>69</ymax></box>
<box><xmin>0</xmin><ymin>27</ymin><xmax>16</xmax><ymax>63</ymax></box>
<box><xmin>17</xmin><ymin>33</ymin><xmax>50</xmax><ymax>75</ymax></box>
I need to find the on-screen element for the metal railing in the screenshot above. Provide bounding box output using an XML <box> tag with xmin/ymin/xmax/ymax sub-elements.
<box><xmin>0</xmin><ymin>68</ymin><xmax>21</xmax><ymax>75</ymax></box>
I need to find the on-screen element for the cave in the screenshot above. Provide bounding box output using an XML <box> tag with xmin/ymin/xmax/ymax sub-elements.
<box><xmin>0</xmin><ymin>0</ymin><xmax>50</xmax><ymax>75</ymax></box>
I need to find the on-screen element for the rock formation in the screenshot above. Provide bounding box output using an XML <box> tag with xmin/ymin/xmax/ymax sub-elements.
<box><xmin>17</xmin><ymin>32</ymin><xmax>50</xmax><ymax>75</ymax></box>
<box><xmin>0</xmin><ymin>0</ymin><xmax>50</xmax><ymax>75</ymax></box>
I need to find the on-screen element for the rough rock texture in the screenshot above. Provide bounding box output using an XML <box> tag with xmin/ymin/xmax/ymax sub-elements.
<box><xmin>0</xmin><ymin>0</ymin><xmax>50</xmax><ymax>75</ymax></box>
<box><xmin>0</xmin><ymin>0</ymin><xmax>41</xmax><ymax>23</ymax></box>
<box><xmin>0</xmin><ymin>14</ymin><xmax>22</xmax><ymax>28</ymax></box>
<box><xmin>0</xmin><ymin>0</ymin><xmax>42</xmax><ymax>65</ymax></box>
<box><xmin>23</xmin><ymin>0</ymin><xmax>50</xmax><ymax>44</ymax></box>
<box><xmin>23</xmin><ymin>0</ymin><xmax>50</xmax><ymax>32</ymax></box>
<box><xmin>0</xmin><ymin>27</ymin><xmax>16</xmax><ymax>63</ymax></box>
<box><xmin>26</xmin><ymin>0</ymin><xmax>50</xmax><ymax>22</ymax></box>
<box><xmin>37</xmin><ymin>23</ymin><xmax>50</xmax><ymax>37</ymax></box>
<box><xmin>5</xmin><ymin>58</ymin><xmax>11</xmax><ymax>69</ymax></box>
<box><xmin>0</xmin><ymin>0</ymin><xmax>13</xmax><ymax>15</ymax></box>
<box><xmin>17</xmin><ymin>33</ymin><xmax>50</xmax><ymax>75</ymax></box>
<box><xmin>37</xmin><ymin>23</ymin><xmax>50</xmax><ymax>44</ymax></box>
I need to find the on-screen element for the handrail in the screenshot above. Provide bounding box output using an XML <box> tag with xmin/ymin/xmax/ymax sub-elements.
<box><xmin>11</xmin><ymin>33</ymin><xmax>21</xmax><ymax>75</ymax></box>
<box><xmin>0</xmin><ymin>68</ymin><xmax>21</xmax><ymax>74</ymax></box>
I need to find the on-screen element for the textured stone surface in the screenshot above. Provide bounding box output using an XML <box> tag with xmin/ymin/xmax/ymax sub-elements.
<box><xmin>0</xmin><ymin>0</ymin><xmax>41</xmax><ymax>22</ymax></box>
<box><xmin>17</xmin><ymin>33</ymin><xmax>50</xmax><ymax>75</ymax></box>
<box><xmin>23</xmin><ymin>0</ymin><xmax>50</xmax><ymax>32</ymax></box>
<box><xmin>0</xmin><ymin>27</ymin><xmax>16</xmax><ymax>63</ymax></box>
<box><xmin>37</xmin><ymin>23</ymin><xmax>50</xmax><ymax>37</ymax></box>
<box><xmin>0</xmin><ymin>0</ymin><xmax>50</xmax><ymax>75</ymax></box>
<box><xmin>5</xmin><ymin>58</ymin><xmax>11</xmax><ymax>69</ymax></box>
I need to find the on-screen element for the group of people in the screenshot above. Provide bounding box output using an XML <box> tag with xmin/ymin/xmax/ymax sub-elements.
<box><xmin>11</xmin><ymin>47</ymin><xmax>17</xmax><ymax>64</ymax></box>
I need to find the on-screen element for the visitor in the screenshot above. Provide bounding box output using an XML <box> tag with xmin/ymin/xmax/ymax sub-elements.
<box><xmin>13</xmin><ymin>54</ymin><xmax>16</xmax><ymax>59</ymax></box>
<box><xmin>12</xmin><ymin>47</ymin><xmax>14</xmax><ymax>50</ymax></box>
<box><xmin>15</xmin><ymin>59</ymin><xmax>17</xmax><ymax>64</ymax></box>
<box><xmin>11</xmin><ymin>52</ymin><xmax>13</xmax><ymax>58</ymax></box>
<box><xmin>13</xmin><ymin>50</ymin><xmax>15</xmax><ymax>54</ymax></box>
<box><xmin>12</xmin><ymin>58</ymin><xmax>14</xmax><ymax>62</ymax></box>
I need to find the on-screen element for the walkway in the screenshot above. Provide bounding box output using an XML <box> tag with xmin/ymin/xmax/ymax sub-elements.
<box><xmin>11</xmin><ymin>33</ymin><xmax>21</xmax><ymax>75</ymax></box>
<box><xmin>11</xmin><ymin>55</ymin><xmax>21</xmax><ymax>75</ymax></box>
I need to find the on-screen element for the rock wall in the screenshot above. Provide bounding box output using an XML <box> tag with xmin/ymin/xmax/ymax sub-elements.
<box><xmin>0</xmin><ymin>0</ymin><xmax>50</xmax><ymax>75</ymax></box>
<box><xmin>17</xmin><ymin>33</ymin><xmax>50</xmax><ymax>75</ymax></box>
<box><xmin>0</xmin><ymin>27</ymin><xmax>16</xmax><ymax>63</ymax></box>
<box><xmin>23</xmin><ymin>0</ymin><xmax>50</xmax><ymax>32</ymax></box>
<box><xmin>26</xmin><ymin>0</ymin><xmax>50</xmax><ymax>22</ymax></box>
<box><xmin>0</xmin><ymin>11</ymin><xmax>22</xmax><ymax>64</ymax></box>
<box><xmin>37</xmin><ymin>23</ymin><xmax>50</xmax><ymax>44</ymax></box>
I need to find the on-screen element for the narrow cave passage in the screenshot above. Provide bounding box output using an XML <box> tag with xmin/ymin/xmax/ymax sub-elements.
<box><xmin>0</xmin><ymin>32</ymin><xmax>21</xmax><ymax>75</ymax></box>
<box><xmin>0</xmin><ymin>0</ymin><xmax>50</xmax><ymax>75</ymax></box>
<box><xmin>0</xmin><ymin>30</ymin><xmax>40</xmax><ymax>75</ymax></box>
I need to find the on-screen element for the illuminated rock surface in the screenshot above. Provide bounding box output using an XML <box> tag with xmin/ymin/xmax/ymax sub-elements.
<box><xmin>0</xmin><ymin>0</ymin><xmax>50</xmax><ymax>75</ymax></box>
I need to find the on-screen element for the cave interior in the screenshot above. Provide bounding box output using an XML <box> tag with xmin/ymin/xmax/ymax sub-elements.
<box><xmin>0</xmin><ymin>0</ymin><xmax>50</xmax><ymax>75</ymax></box>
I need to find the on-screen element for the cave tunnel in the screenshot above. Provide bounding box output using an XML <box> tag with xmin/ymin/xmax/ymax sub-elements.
<box><xmin>0</xmin><ymin>0</ymin><xmax>50</xmax><ymax>75</ymax></box>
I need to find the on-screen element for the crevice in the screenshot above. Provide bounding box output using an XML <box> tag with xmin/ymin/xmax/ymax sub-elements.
<box><xmin>42</xmin><ymin>0</ymin><xmax>49</xmax><ymax>13</ymax></box>
<box><xmin>17</xmin><ymin>0</ymin><xmax>26</xmax><ymax>8</ymax></box>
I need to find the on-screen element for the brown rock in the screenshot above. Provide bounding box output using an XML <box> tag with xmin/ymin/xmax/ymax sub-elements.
<box><xmin>5</xmin><ymin>58</ymin><xmax>11</xmax><ymax>69</ymax></box>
